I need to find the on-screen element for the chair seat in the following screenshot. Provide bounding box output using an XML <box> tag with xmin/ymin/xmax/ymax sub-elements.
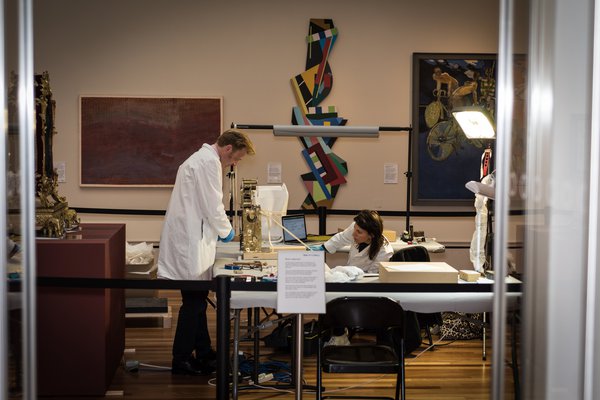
<box><xmin>317</xmin><ymin>297</ymin><xmax>406</xmax><ymax>399</ymax></box>
<box><xmin>321</xmin><ymin>344</ymin><xmax>400</xmax><ymax>373</ymax></box>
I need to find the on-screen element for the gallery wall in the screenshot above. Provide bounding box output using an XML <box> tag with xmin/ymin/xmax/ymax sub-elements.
<box><xmin>31</xmin><ymin>0</ymin><xmax>518</xmax><ymax>243</ymax></box>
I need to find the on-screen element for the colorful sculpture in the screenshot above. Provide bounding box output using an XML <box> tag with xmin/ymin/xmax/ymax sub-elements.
<box><xmin>291</xmin><ymin>19</ymin><xmax>348</xmax><ymax>209</ymax></box>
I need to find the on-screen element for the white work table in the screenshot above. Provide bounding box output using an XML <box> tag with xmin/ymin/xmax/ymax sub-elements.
<box><xmin>215</xmin><ymin>256</ymin><xmax>521</xmax><ymax>400</ymax></box>
<box><xmin>213</xmin><ymin>258</ymin><xmax>521</xmax><ymax>313</ymax></box>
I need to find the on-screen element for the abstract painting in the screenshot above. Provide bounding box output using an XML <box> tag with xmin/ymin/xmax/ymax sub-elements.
<box><xmin>291</xmin><ymin>19</ymin><xmax>348</xmax><ymax>209</ymax></box>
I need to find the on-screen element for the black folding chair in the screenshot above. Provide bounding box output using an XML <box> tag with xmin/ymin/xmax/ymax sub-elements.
<box><xmin>316</xmin><ymin>297</ymin><xmax>406</xmax><ymax>400</ymax></box>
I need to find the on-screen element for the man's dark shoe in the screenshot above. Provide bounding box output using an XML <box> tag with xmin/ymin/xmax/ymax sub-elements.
<box><xmin>190</xmin><ymin>357</ymin><xmax>216</xmax><ymax>374</ymax></box>
<box><xmin>196</xmin><ymin>348</ymin><xmax>217</xmax><ymax>361</ymax></box>
<box><xmin>171</xmin><ymin>359</ymin><xmax>207</xmax><ymax>375</ymax></box>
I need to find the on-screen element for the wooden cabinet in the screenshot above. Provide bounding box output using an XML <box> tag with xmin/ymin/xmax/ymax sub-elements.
<box><xmin>36</xmin><ymin>223</ymin><xmax>126</xmax><ymax>396</ymax></box>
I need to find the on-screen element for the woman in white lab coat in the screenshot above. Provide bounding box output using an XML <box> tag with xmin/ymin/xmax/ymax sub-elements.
<box><xmin>322</xmin><ymin>209</ymin><xmax>394</xmax><ymax>274</ymax></box>
<box><xmin>320</xmin><ymin>210</ymin><xmax>394</xmax><ymax>346</ymax></box>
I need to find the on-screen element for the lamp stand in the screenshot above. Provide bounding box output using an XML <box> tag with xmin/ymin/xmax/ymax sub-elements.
<box><xmin>484</xmin><ymin>199</ymin><xmax>494</xmax><ymax>276</ymax></box>
<box><xmin>230</xmin><ymin>123</ymin><xmax>413</xmax><ymax>233</ymax></box>
<box><xmin>404</xmin><ymin>127</ymin><xmax>413</xmax><ymax>233</ymax></box>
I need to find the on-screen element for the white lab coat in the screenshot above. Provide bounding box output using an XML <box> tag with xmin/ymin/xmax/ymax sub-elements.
<box><xmin>323</xmin><ymin>222</ymin><xmax>394</xmax><ymax>273</ymax></box>
<box><xmin>158</xmin><ymin>144</ymin><xmax>232</xmax><ymax>281</ymax></box>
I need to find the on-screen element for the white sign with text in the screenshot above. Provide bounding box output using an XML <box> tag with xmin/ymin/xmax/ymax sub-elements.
<box><xmin>276</xmin><ymin>250</ymin><xmax>326</xmax><ymax>314</ymax></box>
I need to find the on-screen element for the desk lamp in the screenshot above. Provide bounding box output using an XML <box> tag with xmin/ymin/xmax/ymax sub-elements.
<box><xmin>452</xmin><ymin>107</ymin><xmax>496</xmax><ymax>139</ymax></box>
<box><xmin>465</xmin><ymin>180</ymin><xmax>496</xmax><ymax>200</ymax></box>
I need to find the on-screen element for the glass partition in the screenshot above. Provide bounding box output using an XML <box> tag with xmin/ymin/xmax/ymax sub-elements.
<box><xmin>4</xmin><ymin>0</ymin><xmax>35</xmax><ymax>398</ymax></box>
<box><xmin>505</xmin><ymin>1</ymin><xmax>530</xmax><ymax>399</ymax></box>
<box><xmin>5</xmin><ymin>1</ymin><xmax>20</xmax><ymax>397</ymax></box>
<box><xmin>521</xmin><ymin>0</ymin><xmax>597</xmax><ymax>398</ymax></box>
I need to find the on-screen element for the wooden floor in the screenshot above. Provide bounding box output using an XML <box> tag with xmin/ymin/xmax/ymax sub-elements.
<box><xmin>106</xmin><ymin>291</ymin><xmax>518</xmax><ymax>399</ymax></box>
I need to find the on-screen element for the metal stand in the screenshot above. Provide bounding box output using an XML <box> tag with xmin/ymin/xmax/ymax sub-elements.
<box><xmin>230</xmin><ymin>123</ymin><xmax>413</xmax><ymax>231</ymax></box>
<box><xmin>317</xmin><ymin>206</ymin><xmax>327</xmax><ymax>235</ymax></box>
<box><xmin>483</xmin><ymin>197</ymin><xmax>493</xmax><ymax>360</ymax></box>
<box><xmin>401</xmin><ymin>127</ymin><xmax>413</xmax><ymax>232</ymax></box>
<box><xmin>229</xmin><ymin>308</ymin><xmax>317</xmax><ymax>400</ymax></box>
<box><xmin>226</xmin><ymin>166</ymin><xmax>238</xmax><ymax>234</ymax></box>
<box><xmin>482</xmin><ymin>312</ymin><xmax>487</xmax><ymax>361</ymax></box>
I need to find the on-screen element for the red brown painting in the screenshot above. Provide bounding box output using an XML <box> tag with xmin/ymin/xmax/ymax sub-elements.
<box><xmin>80</xmin><ymin>96</ymin><xmax>222</xmax><ymax>186</ymax></box>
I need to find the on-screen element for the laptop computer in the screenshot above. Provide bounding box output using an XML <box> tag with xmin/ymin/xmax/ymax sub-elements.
<box><xmin>281</xmin><ymin>214</ymin><xmax>308</xmax><ymax>244</ymax></box>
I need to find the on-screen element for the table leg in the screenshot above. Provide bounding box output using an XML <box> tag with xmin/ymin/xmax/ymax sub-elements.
<box><xmin>216</xmin><ymin>276</ymin><xmax>231</xmax><ymax>400</ymax></box>
<box><xmin>232</xmin><ymin>308</ymin><xmax>241</xmax><ymax>400</ymax></box>
<box><xmin>253</xmin><ymin>308</ymin><xmax>260</xmax><ymax>382</ymax></box>
<box><xmin>247</xmin><ymin>307</ymin><xmax>253</xmax><ymax>337</ymax></box>
<box><xmin>294</xmin><ymin>313</ymin><xmax>304</xmax><ymax>400</ymax></box>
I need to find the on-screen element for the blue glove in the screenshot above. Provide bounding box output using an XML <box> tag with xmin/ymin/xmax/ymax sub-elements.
<box><xmin>218</xmin><ymin>229</ymin><xmax>235</xmax><ymax>243</ymax></box>
<box><xmin>309</xmin><ymin>244</ymin><xmax>325</xmax><ymax>252</ymax></box>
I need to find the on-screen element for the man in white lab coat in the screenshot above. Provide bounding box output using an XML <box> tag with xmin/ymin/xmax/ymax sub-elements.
<box><xmin>158</xmin><ymin>129</ymin><xmax>255</xmax><ymax>375</ymax></box>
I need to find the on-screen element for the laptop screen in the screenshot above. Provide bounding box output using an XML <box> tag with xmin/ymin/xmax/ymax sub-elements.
<box><xmin>281</xmin><ymin>214</ymin><xmax>307</xmax><ymax>244</ymax></box>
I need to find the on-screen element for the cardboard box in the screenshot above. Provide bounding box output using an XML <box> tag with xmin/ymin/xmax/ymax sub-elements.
<box><xmin>379</xmin><ymin>262</ymin><xmax>458</xmax><ymax>283</ymax></box>
<box><xmin>459</xmin><ymin>269</ymin><xmax>481</xmax><ymax>282</ymax></box>
<box><xmin>383</xmin><ymin>230</ymin><xmax>397</xmax><ymax>242</ymax></box>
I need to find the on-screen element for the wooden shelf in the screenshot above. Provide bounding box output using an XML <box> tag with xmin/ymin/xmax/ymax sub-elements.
<box><xmin>126</xmin><ymin>306</ymin><xmax>173</xmax><ymax>328</ymax></box>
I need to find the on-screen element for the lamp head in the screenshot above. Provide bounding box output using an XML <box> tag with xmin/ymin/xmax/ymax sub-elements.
<box><xmin>452</xmin><ymin>108</ymin><xmax>495</xmax><ymax>139</ymax></box>
<box><xmin>272</xmin><ymin>124</ymin><xmax>379</xmax><ymax>138</ymax></box>
<box><xmin>465</xmin><ymin>180</ymin><xmax>495</xmax><ymax>199</ymax></box>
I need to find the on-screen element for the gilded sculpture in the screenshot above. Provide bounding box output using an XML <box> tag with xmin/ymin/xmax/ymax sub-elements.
<box><xmin>8</xmin><ymin>71</ymin><xmax>80</xmax><ymax>238</ymax></box>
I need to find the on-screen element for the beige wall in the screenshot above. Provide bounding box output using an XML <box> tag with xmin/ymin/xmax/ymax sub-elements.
<box><xmin>33</xmin><ymin>0</ymin><xmax>512</xmax><ymax>243</ymax></box>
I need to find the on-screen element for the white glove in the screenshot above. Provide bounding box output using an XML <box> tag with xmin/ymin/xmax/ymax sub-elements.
<box><xmin>331</xmin><ymin>266</ymin><xmax>365</xmax><ymax>281</ymax></box>
<box><xmin>325</xmin><ymin>269</ymin><xmax>352</xmax><ymax>282</ymax></box>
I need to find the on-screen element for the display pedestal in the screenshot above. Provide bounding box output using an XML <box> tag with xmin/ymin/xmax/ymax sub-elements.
<box><xmin>36</xmin><ymin>223</ymin><xmax>126</xmax><ymax>396</ymax></box>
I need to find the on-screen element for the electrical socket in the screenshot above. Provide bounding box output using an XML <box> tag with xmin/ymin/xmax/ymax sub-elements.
<box><xmin>55</xmin><ymin>161</ymin><xmax>66</xmax><ymax>183</ymax></box>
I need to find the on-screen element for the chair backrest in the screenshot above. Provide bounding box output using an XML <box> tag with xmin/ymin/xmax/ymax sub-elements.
<box><xmin>390</xmin><ymin>245</ymin><xmax>430</xmax><ymax>262</ymax></box>
<box><xmin>319</xmin><ymin>297</ymin><xmax>405</xmax><ymax>334</ymax></box>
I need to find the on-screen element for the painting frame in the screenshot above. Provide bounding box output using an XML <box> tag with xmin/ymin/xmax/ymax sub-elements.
<box><xmin>411</xmin><ymin>53</ymin><xmax>497</xmax><ymax>206</ymax></box>
<box><xmin>79</xmin><ymin>95</ymin><xmax>222</xmax><ymax>187</ymax></box>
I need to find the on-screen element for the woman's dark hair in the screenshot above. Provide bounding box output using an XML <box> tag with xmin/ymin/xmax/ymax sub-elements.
<box><xmin>353</xmin><ymin>210</ymin><xmax>384</xmax><ymax>260</ymax></box>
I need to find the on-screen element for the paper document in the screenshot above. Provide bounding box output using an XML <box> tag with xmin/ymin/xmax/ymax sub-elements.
<box><xmin>267</xmin><ymin>162</ymin><xmax>282</xmax><ymax>183</ymax></box>
<box><xmin>276</xmin><ymin>250</ymin><xmax>326</xmax><ymax>313</ymax></box>
<box><xmin>384</xmin><ymin>163</ymin><xmax>398</xmax><ymax>184</ymax></box>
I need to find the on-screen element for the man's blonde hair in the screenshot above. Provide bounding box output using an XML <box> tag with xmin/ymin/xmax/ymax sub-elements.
<box><xmin>217</xmin><ymin>129</ymin><xmax>256</xmax><ymax>155</ymax></box>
